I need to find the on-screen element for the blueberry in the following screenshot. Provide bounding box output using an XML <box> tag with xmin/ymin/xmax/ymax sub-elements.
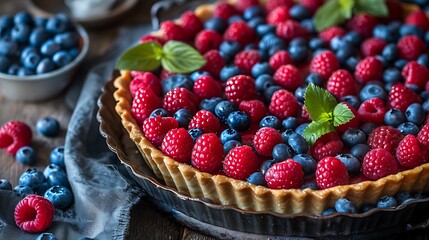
<box><xmin>382</xmin><ymin>68</ymin><xmax>402</xmax><ymax>83</ymax></box>
<box><xmin>190</xmin><ymin>70</ymin><xmax>211</xmax><ymax>82</ymax></box>
<box><xmin>34</xmin><ymin>17</ymin><xmax>48</xmax><ymax>27</ymax></box>
<box><xmin>46</xmin><ymin>17</ymin><xmax>69</xmax><ymax>34</ymax></box>
<box><xmin>343</xmin><ymin>31</ymin><xmax>362</xmax><ymax>46</ymax></box>
<box><xmin>13</xmin><ymin>185</ymin><xmax>34</xmax><ymax>198</ymax></box>
<box><xmin>228</xmin><ymin>15</ymin><xmax>244</xmax><ymax>25</ymax></box>
<box><xmin>394</xmin><ymin>58</ymin><xmax>408</xmax><ymax>70</ymax></box>
<box><xmin>19</xmin><ymin>168</ymin><xmax>45</xmax><ymax>188</ymax></box>
<box><xmin>305</xmin><ymin>72</ymin><xmax>323</xmax><ymax>86</ymax></box>
<box><xmin>44</xmin><ymin>186</ymin><xmax>73</xmax><ymax>209</ymax></box>
<box><xmin>46</xmin><ymin>171</ymin><xmax>70</xmax><ymax>189</ymax></box>
<box><xmin>381</xmin><ymin>43</ymin><xmax>398</xmax><ymax>62</ymax></box>
<box><xmin>204</xmin><ymin>17</ymin><xmax>227</xmax><ymax>33</ymax></box>
<box><xmin>360</xmin><ymin>123</ymin><xmax>378</xmax><ymax>135</ymax></box>
<box><xmin>0</xmin><ymin>16</ymin><xmax>13</xmax><ymax>28</ymax></box>
<box><xmin>336</xmin><ymin>47</ymin><xmax>354</xmax><ymax>63</ymax></box>
<box><xmin>11</xmin><ymin>23</ymin><xmax>31</xmax><ymax>43</ymax></box>
<box><xmin>359</xmin><ymin>84</ymin><xmax>387</xmax><ymax>102</ymax></box>
<box><xmin>35</xmin><ymin>180</ymin><xmax>50</xmax><ymax>196</ymax></box>
<box><xmin>246</xmin><ymin>172</ymin><xmax>267</xmax><ymax>186</ymax></box>
<box><xmin>14</xmin><ymin>11</ymin><xmax>33</xmax><ymax>25</ymax></box>
<box><xmin>244</xmin><ymin>6</ymin><xmax>265</xmax><ymax>20</ymax></box>
<box><xmin>377</xmin><ymin>195</ymin><xmax>397</xmax><ymax>208</ymax></box>
<box><xmin>199</xmin><ymin>97</ymin><xmax>223</xmax><ymax>113</ymax></box>
<box><xmin>219</xmin><ymin>41</ymin><xmax>242</xmax><ymax>60</ymax></box>
<box><xmin>259</xmin><ymin>115</ymin><xmax>281</xmax><ymax>130</ymax></box>
<box><xmin>22</xmin><ymin>51</ymin><xmax>41</xmax><ymax>70</ymax></box>
<box><xmin>255</xmin><ymin>74</ymin><xmax>275</xmax><ymax>93</ymax></box>
<box><xmin>289</xmin><ymin>4</ymin><xmax>310</xmax><ymax>21</ymax></box>
<box><xmin>288</xmin><ymin>133</ymin><xmax>308</xmax><ymax>154</ymax></box>
<box><xmin>321</xmin><ymin>207</ymin><xmax>337</xmax><ymax>216</ymax></box>
<box><xmin>227</xmin><ymin>111</ymin><xmax>251</xmax><ymax>132</ymax></box>
<box><xmin>360</xmin><ymin>204</ymin><xmax>376</xmax><ymax>213</ymax></box>
<box><xmin>281</xmin><ymin>129</ymin><xmax>295</xmax><ymax>143</ymax></box>
<box><xmin>417</xmin><ymin>54</ymin><xmax>429</xmax><ymax>68</ymax></box>
<box><xmin>292</xmin><ymin>154</ymin><xmax>317</xmax><ymax>176</ymax></box>
<box><xmin>174</xmin><ymin>109</ymin><xmax>192</xmax><ymax>128</ymax></box>
<box><xmin>336</xmin><ymin>154</ymin><xmax>361</xmax><ymax>175</ymax></box>
<box><xmin>335</xmin><ymin>198</ymin><xmax>358</xmax><ymax>213</ymax></box>
<box><xmin>300</xmin><ymin>19</ymin><xmax>315</xmax><ymax>34</ymax></box>
<box><xmin>309</xmin><ymin>37</ymin><xmax>325</xmax><ymax>51</ymax></box>
<box><xmin>219</xmin><ymin>65</ymin><xmax>243</xmax><ymax>82</ymax></box>
<box><xmin>17</xmin><ymin>67</ymin><xmax>35</xmax><ymax>76</ymax></box>
<box><xmin>350</xmin><ymin>144</ymin><xmax>370</xmax><ymax>161</ymax></box>
<box><xmin>223</xmin><ymin>140</ymin><xmax>241</xmax><ymax>155</ymax></box>
<box><xmin>247</xmin><ymin>17</ymin><xmax>265</xmax><ymax>29</ymax></box>
<box><xmin>0</xmin><ymin>38</ymin><xmax>19</xmax><ymax>56</ymax></box>
<box><xmin>339</xmin><ymin>95</ymin><xmax>361</xmax><ymax>110</ymax></box>
<box><xmin>188</xmin><ymin>128</ymin><xmax>204</xmax><ymax>142</ymax></box>
<box><xmin>294</xmin><ymin>85</ymin><xmax>307</xmax><ymax>103</ymax></box>
<box><xmin>288</xmin><ymin>44</ymin><xmax>309</xmax><ymax>63</ymax></box>
<box><xmin>0</xmin><ymin>56</ymin><xmax>11</xmax><ymax>72</ymax></box>
<box><xmin>50</xmin><ymin>146</ymin><xmax>65</xmax><ymax>169</ymax></box>
<box><xmin>259</xmin><ymin>34</ymin><xmax>285</xmax><ymax>53</ymax></box>
<box><xmin>405</xmin><ymin>103</ymin><xmax>425</xmax><ymax>126</ymax></box>
<box><xmin>400</xmin><ymin>24</ymin><xmax>423</xmax><ymax>38</ymax></box>
<box><xmin>35</xmin><ymin>233</ymin><xmax>57</xmax><ymax>240</ymax></box>
<box><xmin>301</xmin><ymin>182</ymin><xmax>318</xmax><ymax>190</ymax></box>
<box><xmin>36</xmin><ymin>58</ymin><xmax>56</xmax><ymax>74</ymax></box>
<box><xmin>161</xmin><ymin>74</ymin><xmax>193</xmax><ymax>94</ymax></box>
<box><xmin>260</xmin><ymin>160</ymin><xmax>274</xmax><ymax>174</ymax></box>
<box><xmin>52</xmin><ymin>50</ymin><xmax>73</xmax><ymax>67</ymax></box>
<box><xmin>36</xmin><ymin>117</ymin><xmax>60</xmax><ymax>137</ymax></box>
<box><xmin>394</xmin><ymin>191</ymin><xmax>413</xmax><ymax>205</ymax></box>
<box><xmin>330</xmin><ymin>36</ymin><xmax>343</xmax><ymax>52</ymax></box>
<box><xmin>7</xmin><ymin>64</ymin><xmax>20</xmax><ymax>75</ymax></box>
<box><xmin>295</xmin><ymin>123</ymin><xmax>309</xmax><ymax>136</ymax></box>
<box><xmin>373</xmin><ymin>24</ymin><xmax>392</xmax><ymax>42</ymax></box>
<box><xmin>69</xmin><ymin>48</ymin><xmax>79</xmax><ymax>58</ymax></box>
<box><xmin>344</xmin><ymin>56</ymin><xmax>360</xmax><ymax>72</ymax></box>
<box><xmin>40</xmin><ymin>40</ymin><xmax>61</xmax><ymax>57</ymax></box>
<box><xmin>251</xmin><ymin>62</ymin><xmax>273</xmax><ymax>78</ymax></box>
<box><xmin>384</xmin><ymin>109</ymin><xmax>406</xmax><ymax>127</ymax></box>
<box><xmin>272</xmin><ymin>143</ymin><xmax>294</xmax><ymax>162</ymax></box>
<box><xmin>15</xmin><ymin>146</ymin><xmax>37</xmax><ymax>166</ymax></box>
<box><xmin>397</xmin><ymin>122</ymin><xmax>420</xmax><ymax>135</ymax></box>
<box><xmin>421</xmin><ymin>91</ymin><xmax>429</xmax><ymax>101</ymax></box>
<box><xmin>341</xmin><ymin>129</ymin><xmax>366</xmax><ymax>147</ymax></box>
<box><xmin>54</xmin><ymin>31</ymin><xmax>79</xmax><ymax>48</ymax></box>
<box><xmin>0</xmin><ymin>179</ymin><xmax>12</xmax><ymax>190</ymax></box>
<box><xmin>28</xmin><ymin>28</ymin><xmax>49</xmax><ymax>47</ymax></box>
<box><xmin>215</xmin><ymin>100</ymin><xmax>237</xmax><ymax>124</ymax></box>
<box><xmin>220</xmin><ymin>128</ymin><xmax>241</xmax><ymax>144</ymax></box>
<box><xmin>282</xmin><ymin>117</ymin><xmax>299</xmax><ymax>130</ymax></box>
<box><xmin>264</xmin><ymin>86</ymin><xmax>282</xmax><ymax>103</ymax></box>
<box><xmin>43</xmin><ymin>164</ymin><xmax>64</xmax><ymax>178</ymax></box>
<box><xmin>256</xmin><ymin>24</ymin><xmax>275</xmax><ymax>37</ymax></box>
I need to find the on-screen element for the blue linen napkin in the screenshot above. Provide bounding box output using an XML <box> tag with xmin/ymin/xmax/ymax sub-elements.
<box><xmin>0</xmin><ymin>25</ymin><xmax>151</xmax><ymax>240</ymax></box>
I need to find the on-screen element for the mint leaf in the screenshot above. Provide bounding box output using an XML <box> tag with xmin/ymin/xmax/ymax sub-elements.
<box><xmin>303</xmin><ymin>121</ymin><xmax>336</xmax><ymax>145</ymax></box>
<box><xmin>161</xmin><ymin>41</ymin><xmax>206</xmax><ymax>73</ymax></box>
<box><xmin>354</xmin><ymin>0</ymin><xmax>388</xmax><ymax>17</ymax></box>
<box><xmin>333</xmin><ymin>103</ymin><xmax>355</xmax><ymax>127</ymax></box>
<box><xmin>304</xmin><ymin>84</ymin><xmax>337</xmax><ymax>122</ymax></box>
<box><xmin>314</xmin><ymin>0</ymin><xmax>354</xmax><ymax>31</ymax></box>
<box><xmin>116</xmin><ymin>42</ymin><xmax>163</xmax><ymax>71</ymax></box>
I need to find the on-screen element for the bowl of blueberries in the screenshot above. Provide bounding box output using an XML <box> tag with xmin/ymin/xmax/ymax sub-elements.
<box><xmin>0</xmin><ymin>11</ymin><xmax>89</xmax><ymax>101</ymax></box>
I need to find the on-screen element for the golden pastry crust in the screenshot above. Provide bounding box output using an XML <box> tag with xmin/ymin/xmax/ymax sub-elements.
<box><xmin>113</xmin><ymin>2</ymin><xmax>429</xmax><ymax>215</ymax></box>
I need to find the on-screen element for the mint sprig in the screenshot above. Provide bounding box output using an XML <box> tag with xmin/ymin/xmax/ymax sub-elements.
<box><xmin>314</xmin><ymin>0</ymin><xmax>388</xmax><ymax>32</ymax></box>
<box><xmin>303</xmin><ymin>84</ymin><xmax>355</xmax><ymax>145</ymax></box>
<box><xmin>116</xmin><ymin>40</ymin><xmax>206</xmax><ymax>74</ymax></box>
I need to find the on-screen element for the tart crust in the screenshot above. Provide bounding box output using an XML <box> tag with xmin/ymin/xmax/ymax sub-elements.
<box><xmin>113</xmin><ymin>2</ymin><xmax>429</xmax><ymax>214</ymax></box>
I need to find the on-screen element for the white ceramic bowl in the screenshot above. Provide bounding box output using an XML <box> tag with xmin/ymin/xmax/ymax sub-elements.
<box><xmin>0</xmin><ymin>24</ymin><xmax>89</xmax><ymax>101</ymax></box>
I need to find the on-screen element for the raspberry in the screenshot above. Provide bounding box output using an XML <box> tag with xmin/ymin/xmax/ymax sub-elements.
<box><xmin>223</xmin><ymin>145</ymin><xmax>259</xmax><ymax>180</ymax></box>
<box><xmin>201</xmin><ymin>50</ymin><xmax>226</xmax><ymax>77</ymax></box>
<box><xmin>191</xmin><ymin>133</ymin><xmax>223</xmax><ymax>173</ymax></box>
<box><xmin>310</xmin><ymin>132</ymin><xmax>343</xmax><ymax>161</ymax></box>
<box><xmin>193</xmin><ymin>75</ymin><xmax>222</xmax><ymax>99</ymax></box>
<box><xmin>347</xmin><ymin>14</ymin><xmax>379</xmax><ymax>38</ymax></box>
<box><xmin>188</xmin><ymin>110</ymin><xmax>221</xmax><ymax>134</ymax></box>
<box><xmin>326</xmin><ymin>69</ymin><xmax>357</xmax><ymax>99</ymax></box>
<box><xmin>336</xmin><ymin>102</ymin><xmax>359</xmax><ymax>132</ymax></box>
<box><xmin>129</xmin><ymin>71</ymin><xmax>162</xmax><ymax>97</ymax></box>
<box><xmin>361</xmin><ymin>38</ymin><xmax>387</xmax><ymax>57</ymax></box>
<box><xmin>265</xmin><ymin>159</ymin><xmax>304</xmax><ymax>189</ymax></box>
<box><xmin>300</xmin><ymin>105</ymin><xmax>311</xmax><ymax>123</ymax></box>
<box><xmin>269</xmin><ymin>89</ymin><xmax>299</xmax><ymax>119</ymax></box>
<box><xmin>223</xmin><ymin>21</ymin><xmax>257</xmax><ymax>46</ymax></box>
<box><xmin>309</xmin><ymin>50</ymin><xmax>340</xmax><ymax>80</ymax></box>
<box><xmin>273</xmin><ymin>65</ymin><xmax>302</xmax><ymax>92</ymax></box>
<box><xmin>269</xmin><ymin>50</ymin><xmax>292</xmax><ymax>71</ymax></box>
<box><xmin>276</xmin><ymin>20</ymin><xmax>308</xmax><ymax>41</ymax></box>
<box><xmin>315</xmin><ymin>157</ymin><xmax>349</xmax><ymax>190</ymax></box>
<box><xmin>0</xmin><ymin>120</ymin><xmax>32</xmax><ymax>155</ymax></box>
<box><xmin>265</xmin><ymin>0</ymin><xmax>294</xmax><ymax>12</ymax></box>
<box><xmin>181</xmin><ymin>11</ymin><xmax>203</xmax><ymax>38</ymax></box>
<box><xmin>362</xmin><ymin>148</ymin><xmax>399</xmax><ymax>180</ymax></box>
<box><xmin>234</xmin><ymin>49</ymin><xmax>261</xmax><ymax>75</ymax></box>
<box><xmin>163</xmin><ymin>88</ymin><xmax>198</xmax><ymax>114</ymax></box>
<box><xmin>368</xmin><ymin>126</ymin><xmax>403</xmax><ymax>153</ymax></box>
<box><xmin>236</xmin><ymin>0</ymin><xmax>260</xmax><ymax>12</ymax></box>
<box><xmin>319</xmin><ymin>26</ymin><xmax>346</xmax><ymax>43</ymax></box>
<box><xmin>194</xmin><ymin>29</ymin><xmax>223</xmax><ymax>54</ymax></box>
<box><xmin>402</xmin><ymin>61</ymin><xmax>429</xmax><ymax>90</ymax></box>
<box><xmin>253</xmin><ymin>127</ymin><xmax>282</xmax><ymax>156</ymax></box>
<box><xmin>142</xmin><ymin>116</ymin><xmax>178</xmax><ymax>147</ymax></box>
<box><xmin>357</xmin><ymin>98</ymin><xmax>386</xmax><ymax>125</ymax></box>
<box><xmin>131</xmin><ymin>87</ymin><xmax>162</xmax><ymax>125</ymax></box>
<box><xmin>354</xmin><ymin>56</ymin><xmax>383</xmax><ymax>84</ymax></box>
<box><xmin>161</xmin><ymin>128</ymin><xmax>194</xmax><ymax>164</ymax></box>
<box><xmin>388</xmin><ymin>83</ymin><xmax>422</xmax><ymax>112</ymax></box>
<box><xmin>14</xmin><ymin>195</ymin><xmax>54</xmax><ymax>233</ymax></box>
<box><xmin>397</xmin><ymin>35</ymin><xmax>426</xmax><ymax>61</ymax></box>
<box><xmin>213</xmin><ymin>2</ymin><xmax>239</xmax><ymax>21</ymax></box>
<box><xmin>225</xmin><ymin>75</ymin><xmax>257</xmax><ymax>105</ymax></box>
<box><xmin>300</xmin><ymin>0</ymin><xmax>324</xmax><ymax>13</ymax></box>
<box><xmin>160</xmin><ymin>21</ymin><xmax>189</xmax><ymax>41</ymax></box>
<box><xmin>139</xmin><ymin>34</ymin><xmax>165</xmax><ymax>45</ymax></box>
<box><xmin>239</xmin><ymin>100</ymin><xmax>267</xmax><ymax>123</ymax></box>
<box><xmin>396</xmin><ymin>134</ymin><xmax>428</xmax><ymax>169</ymax></box>
<box><xmin>405</xmin><ymin>10</ymin><xmax>429</xmax><ymax>31</ymax></box>
<box><xmin>267</xmin><ymin>6</ymin><xmax>291</xmax><ymax>25</ymax></box>
<box><xmin>418</xmin><ymin>123</ymin><xmax>429</xmax><ymax>148</ymax></box>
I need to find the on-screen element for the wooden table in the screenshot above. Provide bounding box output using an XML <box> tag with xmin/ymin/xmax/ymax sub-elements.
<box><xmin>0</xmin><ymin>0</ymin><xmax>214</xmax><ymax>239</ymax></box>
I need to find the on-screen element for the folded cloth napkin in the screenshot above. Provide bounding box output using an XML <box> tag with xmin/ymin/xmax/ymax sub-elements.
<box><xmin>0</xmin><ymin>25</ymin><xmax>152</xmax><ymax>240</ymax></box>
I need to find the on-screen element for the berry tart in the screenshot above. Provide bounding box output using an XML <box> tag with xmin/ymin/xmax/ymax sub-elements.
<box><xmin>113</xmin><ymin>0</ymin><xmax>429</xmax><ymax>215</ymax></box>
